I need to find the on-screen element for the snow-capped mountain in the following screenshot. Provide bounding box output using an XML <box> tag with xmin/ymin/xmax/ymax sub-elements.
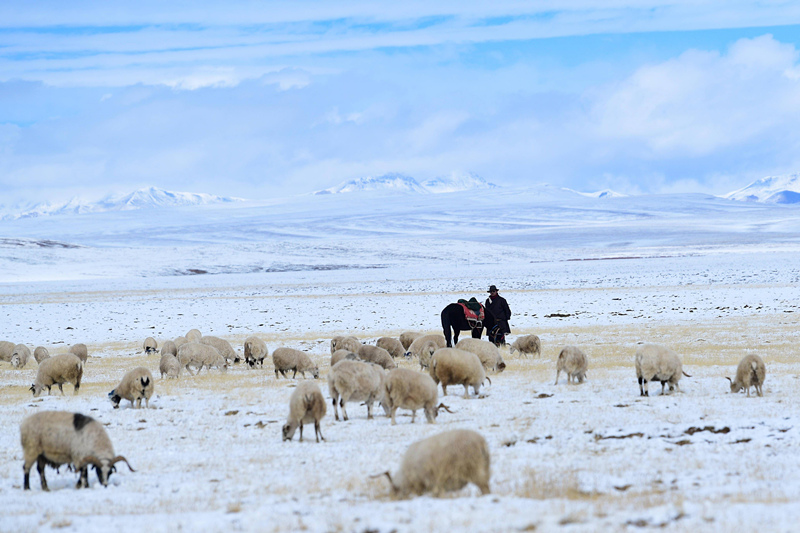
<box><xmin>4</xmin><ymin>186</ymin><xmax>244</xmax><ymax>220</ymax></box>
<box><xmin>724</xmin><ymin>173</ymin><xmax>800</xmax><ymax>204</ymax></box>
<box><xmin>564</xmin><ymin>188</ymin><xmax>627</xmax><ymax>199</ymax></box>
<box><xmin>314</xmin><ymin>172</ymin><xmax>497</xmax><ymax>195</ymax></box>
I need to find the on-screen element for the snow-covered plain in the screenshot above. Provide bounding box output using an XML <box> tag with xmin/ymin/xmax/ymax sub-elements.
<box><xmin>1</xmin><ymin>187</ymin><xmax>800</xmax><ymax>532</ymax></box>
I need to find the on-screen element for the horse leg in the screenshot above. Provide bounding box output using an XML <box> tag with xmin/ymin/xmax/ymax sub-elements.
<box><xmin>442</xmin><ymin>315</ymin><xmax>453</xmax><ymax>347</ymax></box>
<box><xmin>471</xmin><ymin>326</ymin><xmax>483</xmax><ymax>340</ymax></box>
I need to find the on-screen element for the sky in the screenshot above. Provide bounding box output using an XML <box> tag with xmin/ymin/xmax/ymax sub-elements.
<box><xmin>2</xmin><ymin>1</ymin><xmax>800</xmax><ymax>204</ymax></box>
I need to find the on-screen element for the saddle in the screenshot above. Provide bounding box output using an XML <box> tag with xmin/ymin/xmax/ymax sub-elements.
<box><xmin>457</xmin><ymin>298</ymin><xmax>484</xmax><ymax>329</ymax></box>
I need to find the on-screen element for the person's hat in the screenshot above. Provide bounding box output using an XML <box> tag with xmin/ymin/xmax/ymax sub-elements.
<box><xmin>488</xmin><ymin>285</ymin><xmax>498</xmax><ymax>293</ymax></box>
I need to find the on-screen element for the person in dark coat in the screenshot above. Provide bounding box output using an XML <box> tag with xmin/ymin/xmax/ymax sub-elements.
<box><xmin>485</xmin><ymin>285</ymin><xmax>511</xmax><ymax>345</ymax></box>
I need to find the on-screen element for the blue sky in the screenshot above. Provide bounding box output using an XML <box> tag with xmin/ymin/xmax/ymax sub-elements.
<box><xmin>2</xmin><ymin>1</ymin><xmax>800</xmax><ymax>204</ymax></box>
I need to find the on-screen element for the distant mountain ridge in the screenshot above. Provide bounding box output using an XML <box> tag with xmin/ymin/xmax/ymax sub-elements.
<box><xmin>314</xmin><ymin>172</ymin><xmax>498</xmax><ymax>195</ymax></box>
<box><xmin>724</xmin><ymin>173</ymin><xmax>800</xmax><ymax>204</ymax></box>
<box><xmin>3</xmin><ymin>186</ymin><xmax>244</xmax><ymax>220</ymax></box>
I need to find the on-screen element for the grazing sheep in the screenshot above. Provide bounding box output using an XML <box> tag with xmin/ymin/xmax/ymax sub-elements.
<box><xmin>328</xmin><ymin>360</ymin><xmax>386</xmax><ymax>421</ymax></box>
<box><xmin>177</xmin><ymin>342</ymin><xmax>227</xmax><ymax>375</ymax></box>
<box><xmin>174</xmin><ymin>336</ymin><xmax>188</xmax><ymax>349</ymax></box>
<box><xmin>510</xmin><ymin>335</ymin><xmax>541</xmax><ymax>358</ymax></box>
<box><xmin>185</xmin><ymin>329</ymin><xmax>202</xmax><ymax>342</ymax></box>
<box><xmin>357</xmin><ymin>344</ymin><xmax>397</xmax><ymax>370</ymax></box>
<box><xmin>429</xmin><ymin>348</ymin><xmax>487</xmax><ymax>398</ymax></box>
<box><xmin>109</xmin><ymin>367</ymin><xmax>154</xmax><ymax>409</ymax></box>
<box><xmin>160</xmin><ymin>340</ymin><xmax>177</xmax><ymax>357</ymax></box>
<box><xmin>159</xmin><ymin>353</ymin><xmax>182</xmax><ymax>379</ymax></box>
<box><xmin>0</xmin><ymin>340</ymin><xmax>15</xmax><ymax>362</ymax></box>
<box><xmin>331</xmin><ymin>349</ymin><xmax>359</xmax><ymax>366</ymax></box>
<box><xmin>399</xmin><ymin>331</ymin><xmax>423</xmax><ymax>350</ymax></box>
<box><xmin>200</xmin><ymin>336</ymin><xmax>239</xmax><ymax>364</ymax></box>
<box><xmin>244</xmin><ymin>336</ymin><xmax>269</xmax><ymax>368</ymax></box>
<box><xmin>376</xmin><ymin>337</ymin><xmax>405</xmax><ymax>359</ymax></box>
<box><xmin>555</xmin><ymin>346</ymin><xmax>588</xmax><ymax>385</ymax></box>
<box><xmin>635</xmin><ymin>344</ymin><xmax>690</xmax><ymax>397</ymax></box>
<box><xmin>728</xmin><ymin>354</ymin><xmax>766</xmax><ymax>397</ymax></box>
<box><xmin>282</xmin><ymin>381</ymin><xmax>327</xmax><ymax>442</ymax></box>
<box><xmin>30</xmin><ymin>354</ymin><xmax>83</xmax><ymax>397</ymax></box>
<box><xmin>456</xmin><ymin>338</ymin><xmax>506</xmax><ymax>373</ymax></box>
<box><xmin>11</xmin><ymin>344</ymin><xmax>33</xmax><ymax>368</ymax></box>
<box><xmin>68</xmin><ymin>343</ymin><xmax>88</xmax><ymax>363</ymax></box>
<box><xmin>272</xmin><ymin>347</ymin><xmax>319</xmax><ymax>379</ymax></box>
<box><xmin>20</xmin><ymin>411</ymin><xmax>135</xmax><ymax>491</ymax></box>
<box><xmin>330</xmin><ymin>336</ymin><xmax>362</xmax><ymax>354</ymax></box>
<box><xmin>375</xmin><ymin>429</ymin><xmax>490</xmax><ymax>496</ymax></box>
<box><xmin>407</xmin><ymin>334</ymin><xmax>447</xmax><ymax>369</ymax></box>
<box><xmin>34</xmin><ymin>346</ymin><xmax>51</xmax><ymax>364</ymax></box>
<box><xmin>382</xmin><ymin>368</ymin><xmax>452</xmax><ymax>425</ymax></box>
<box><xmin>143</xmin><ymin>337</ymin><xmax>158</xmax><ymax>355</ymax></box>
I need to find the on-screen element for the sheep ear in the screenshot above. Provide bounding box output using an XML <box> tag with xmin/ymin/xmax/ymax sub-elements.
<box><xmin>110</xmin><ymin>455</ymin><xmax>136</xmax><ymax>472</ymax></box>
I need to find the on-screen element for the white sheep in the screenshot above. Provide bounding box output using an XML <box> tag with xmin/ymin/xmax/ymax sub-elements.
<box><xmin>159</xmin><ymin>353</ymin><xmax>182</xmax><ymax>379</ymax></box>
<box><xmin>328</xmin><ymin>359</ymin><xmax>386</xmax><ymax>421</ymax></box>
<box><xmin>185</xmin><ymin>329</ymin><xmax>202</xmax><ymax>342</ymax></box>
<box><xmin>200</xmin><ymin>335</ymin><xmax>239</xmax><ymax>364</ymax></box>
<box><xmin>20</xmin><ymin>411</ymin><xmax>135</xmax><ymax>491</ymax></box>
<box><xmin>68</xmin><ymin>343</ymin><xmax>88</xmax><ymax>363</ymax></box>
<box><xmin>330</xmin><ymin>335</ymin><xmax>362</xmax><ymax>354</ymax></box>
<box><xmin>174</xmin><ymin>336</ymin><xmax>188</xmax><ymax>349</ymax></box>
<box><xmin>109</xmin><ymin>367</ymin><xmax>154</xmax><ymax>409</ymax></box>
<box><xmin>635</xmin><ymin>344</ymin><xmax>690</xmax><ymax>396</ymax></box>
<box><xmin>374</xmin><ymin>429</ymin><xmax>490</xmax><ymax>496</ymax></box>
<box><xmin>429</xmin><ymin>348</ymin><xmax>487</xmax><ymax>398</ymax></box>
<box><xmin>177</xmin><ymin>342</ymin><xmax>228</xmax><ymax>375</ymax></box>
<box><xmin>406</xmin><ymin>334</ymin><xmax>447</xmax><ymax>369</ymax></box>
<box><xmin>510</xmin><ymin>335</ymin><xmax>541</xmax><ymax>358</ymax></box>
<box><xmin>382</xmin><ymin>368</ymin><xmax>452</xmax><ymax>425</ymax></box>
<box><xmin>11</xmin><ymin>344</ymin><xmax>32</xmax><ymax>368</ymax></box>
<box><xmin>399</xmin><ymin>331</ymin><xmax>423</xmax><ymax>350</ymax></box>
<box><xmin>143</xmin><ymin>337</ymin><xmax>158</xmax><ymax>355</ymax></box>
<box><xmin>455</xmin><ymin>338</ymin><xmax>506</xmax><ymax>373</ymax></box>
<box><xmin>160</xmin><ymin>340</ymin><xmax>177</xmax><ymax>357</ymax></box>
<box><xmin>282</xmin><ymin>381</ymin><xmax>327</xmax><ymax>442</ymax></box>
<box><xmin>555</xmin><ymin>345</ymin><xmax>588</xmax><ymax>385</ymax></box>
<box><xmin>0</xmin><ymin>340</ymin><xmax>14</xmax><ymax>362</ymax></box>
<box><xmin>376</xmin><ymin>337</ymin><xmax>405</xmax><ymax>359</ymax></box>
<box><xmin>728</xmin><ymin>354</ymin><xmax>766</xmax><ymax>397</ymax></box>
<box><xmin>30</xmin><ymin>354</ymin><xmax>83</xmax><ymax>397</ymax></box>
<box><xmin>331</xmin><ymin>349</ymin><xmax>359</xmax><ymax>366</ymax></box>
<box><xmin>357</xmin><ymin>344</ymin><xmax>397</xmax><ymax>370</ymax></box>
<box><xmin>272</xmin><ymin>347</ymin><xmax>319</xmax><ymax>379</ymax></box>
<box><xmin>34</xmin><ymin>346</ymin><xmax>51</xmax><ymax>364</ymax></box>
<box><xmin>244</xmin><ymin>336</ymin><xmax>269</xmax><ymax>368</ymax></box>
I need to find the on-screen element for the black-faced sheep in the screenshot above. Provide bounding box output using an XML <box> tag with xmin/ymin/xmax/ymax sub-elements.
<box><xmin>143</xmin><ymin>337</ymin><xmax>158</xmax><ymax>355</ymax></box>
<box><xmin>282</xmin><ymin>381</ymin><xmax>327</xmax><ymax>442</ymax></box>
<box><xmin>109</xmin><ymin>367</ymin><xmax>154</xmax><ymax>409</ymax></box>
<box><xmin>728</xmin><ymin>354</ymin><xmax>766</xmax><ymax>397</ymax></box>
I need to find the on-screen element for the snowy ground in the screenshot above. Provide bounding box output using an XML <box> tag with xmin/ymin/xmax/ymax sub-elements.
<box><xmin>1</xmin><ymin>190</ymin><xmax>800</xmax><ymax>532</ymax></box>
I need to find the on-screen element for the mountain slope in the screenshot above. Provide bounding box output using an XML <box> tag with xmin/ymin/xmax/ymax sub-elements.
<box><xmin>724</xmin><ymin>173</ymin><xmax>800</xmax><ymax>204</ymax></box>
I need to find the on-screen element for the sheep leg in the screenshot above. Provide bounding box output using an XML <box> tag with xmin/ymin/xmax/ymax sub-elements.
<box><xmin>411</xmin><ymin>410</ymin><xmax>416</xmax><ymax>424</ymax></box>
<box><xmin>314</xmin><ymin>420</ymin><xmax>324</xmax><ymax>442</ymax></box>
<box><xmin>463</xmin><ymin>384</ymin><xmax>470</xmax><ymax>399</ymax></box>
<box><xmin>391</xmin><ymin>406</ymin><xmax>398</xmax><ymax>425</ymax></box>
<box><xmin>341</xmin><ymin>398</ymin><xmax>349</xmax><ymax>421</ymax></box>
<box><xmin>58</xmin><ymin>383</ymin><xmax>64</xmax><ymax>395</ymax></box>
<box><xmin>367</xmin><ymin>401</ymin><xmax>374</xmax><ymax>420</ymax></box>
<box><xmin>291</xmin><ymin>368</ymin><xmax>298</xmax><ymax>379</ymax></box>
<box><xmin>36</xmin><ymin>456</ymin><xmax>49</xmax><ymax>491</ymax></box>
<box><xmin>299</xmin><ymin>422</ymin><xmax>304</xmax><ymax>442</ymax></box>
<box><xmin>554</xmin><ymin>370</ymin><xmax>560</xmax><ymax>385</ymax></box>
<box><xmin>746</xmin><ymin>385</ymin><xmax>751</xmax><ymax>398</ymax></box>
<box><xmin>331</xmin><ymin>395</ymin><xmax>340</xmax><ymax>421</ymax></box>
<box><xmin>442</xmin><ymin>384</ymin><xmax>448</xmax><ymax>396</ymax></box>
<box><xmin>23</xmin><ymin>458</ymin><xmax>35</xmax><ymax>490</ymax></box>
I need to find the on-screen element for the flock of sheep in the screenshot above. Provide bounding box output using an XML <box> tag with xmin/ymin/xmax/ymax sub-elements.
<box><xmin>3</xmin><ymin>325</ymin><xmax>767</xmax><ymax>497</ymax></box>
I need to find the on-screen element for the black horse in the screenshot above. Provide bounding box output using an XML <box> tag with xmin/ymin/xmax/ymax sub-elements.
<box><xmin>441</xmin><ymin>302</ymin><xmax>496</xmax><ymax>347</ymax></box>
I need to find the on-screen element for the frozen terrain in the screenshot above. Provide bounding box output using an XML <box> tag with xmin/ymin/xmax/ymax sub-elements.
<box><xmin>1</xmin><ymin>186</ymin><xmax>800</xmax><ymax>532</ymax></box>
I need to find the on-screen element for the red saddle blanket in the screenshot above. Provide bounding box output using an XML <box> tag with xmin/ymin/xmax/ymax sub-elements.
<box><xmin>458</xmin><ymin>302</ymin><xmax>485</xmax><ymax>324</ymax></box>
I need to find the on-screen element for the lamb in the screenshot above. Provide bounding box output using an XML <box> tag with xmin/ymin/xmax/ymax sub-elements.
<box><xmin>34</xmin><ymin>346</ymin><xmax>51</xmax><ymax>364</ymax></box>
<box><xmin>159</xmin><ymin>353</ymin><xmax>182</xmax><ymax>379</ymax></box>
<box><xmin>399</xmin><ymin>331</ymin><xmax>423</xmax><ymax>350</ymax></box>
<box><xmin>160</xmin><ymin>340</ymin><xmax>177</xmax><ymax>357</ymax></box>
<box><xmin>455</xmin><ymin>338</ymin><xmax>506</xmax><ymax>373</ymax></box>
<box><xmin>727</xmin><ymin>354</ymin><xmax>766</xmax><ymax>397</ymax></box>
<box><xmin>200</xmin><ymin>335</ymin><xmax>239</xmax><ymax>364</ymax></box>
<box><xmin>244</xmin><ymin>336</ymin><xmax>269</xmax><ymax>368</ymax></box>
<box><xmin>376</xmin><ymin>337</ymin><xmax>405</xmax><ymax>359</ymax></box>
<box><xmin>330</xmin><ymin>335</ymin><xmax>362</xmax><ymax>354</ymax></box>
<box><xmin>510</xmin><ymin>335</ymin><xmax>541</xmax><ymax>358</ymax></box>
<box><xmin>328</xmin><ymin>359</ymin><xmax>386</xmax><ymax>421</ymax></box>
<box><xmin>30</xmin><ymin>354</ymin><xmax>84</xmax><ymax>397</ymax></box>
<box><xmin>331</xmin><ymin>349</ymin><xmax>359</xmax><ymax>366</ymax></box>
<box><xmin>272</xmin><ymin>347</ymin><xmax>319</xmax><ymax>379</ymax></box>
<box><xmin>20</xmin><ymin>411</ymin><xmax>135</xmax><ymax>491</ymax></box>
<box><xmin>177</xmin><ymin>342</ymin><xmax>228</xmax><ymax>375</ymax></box>
<box><xmin>11</xmin><ymin>344</ymin><xmax>33</xmax><ymax>368</ymax></box>
<box><xmin>375</xmin><ymin>429</ymin><xmax>490</xmax><ymax>496</ymax></box>
<box><xmin>555</xmin><ymin>345</ymin><xmax>588</xmax><ymax>385</ymax></box>
<box><xmin>142</xmin><ymin>336</ymin><xmax>158</xmax><ymax>355</ymax></box>
<box><xmin>109</xmin><ymin>367</ymin><xmax>154</xmax><ymax>409</ymax></box>
<box><xmin>357</xmin><ymin>344</ymin><xmax>397</xmax><ymax>370</ymax></box>
<box><xmin>635</xmin><ymin>344</ymin><xmax>691</xmax><ymax>396</ymax></box>
<box><xmin>185</xmin><ymin>329</ymin><xmax>202</xmax><ymax>342</ymax></box>
<box><xmin>282</xmin><ymin>381</ymin><xmax>327</xmax><ymax>442</ymax></box>
<box><xmin>406</xmin><ymin>334</ymin><xmax>447</xmax><ymax>369</ymax></box>
<box><xmin>382</xmin><ymin>368</ymin><xmax>452</xmax><ymax>425</ymax></box>
<box><xmin>68</xmin><ymin>343</ymin><xmax>88</xmax><ymax>363</ymax></box>
<box><xmin>429</xmin><ymin>348</ymin><xmax>487</xmax><ymax>398</ymax></box>
<box><xmin>0</xmin><ymin>340</ymin><xmax>14</xmax><ymax>362</ymax></box>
